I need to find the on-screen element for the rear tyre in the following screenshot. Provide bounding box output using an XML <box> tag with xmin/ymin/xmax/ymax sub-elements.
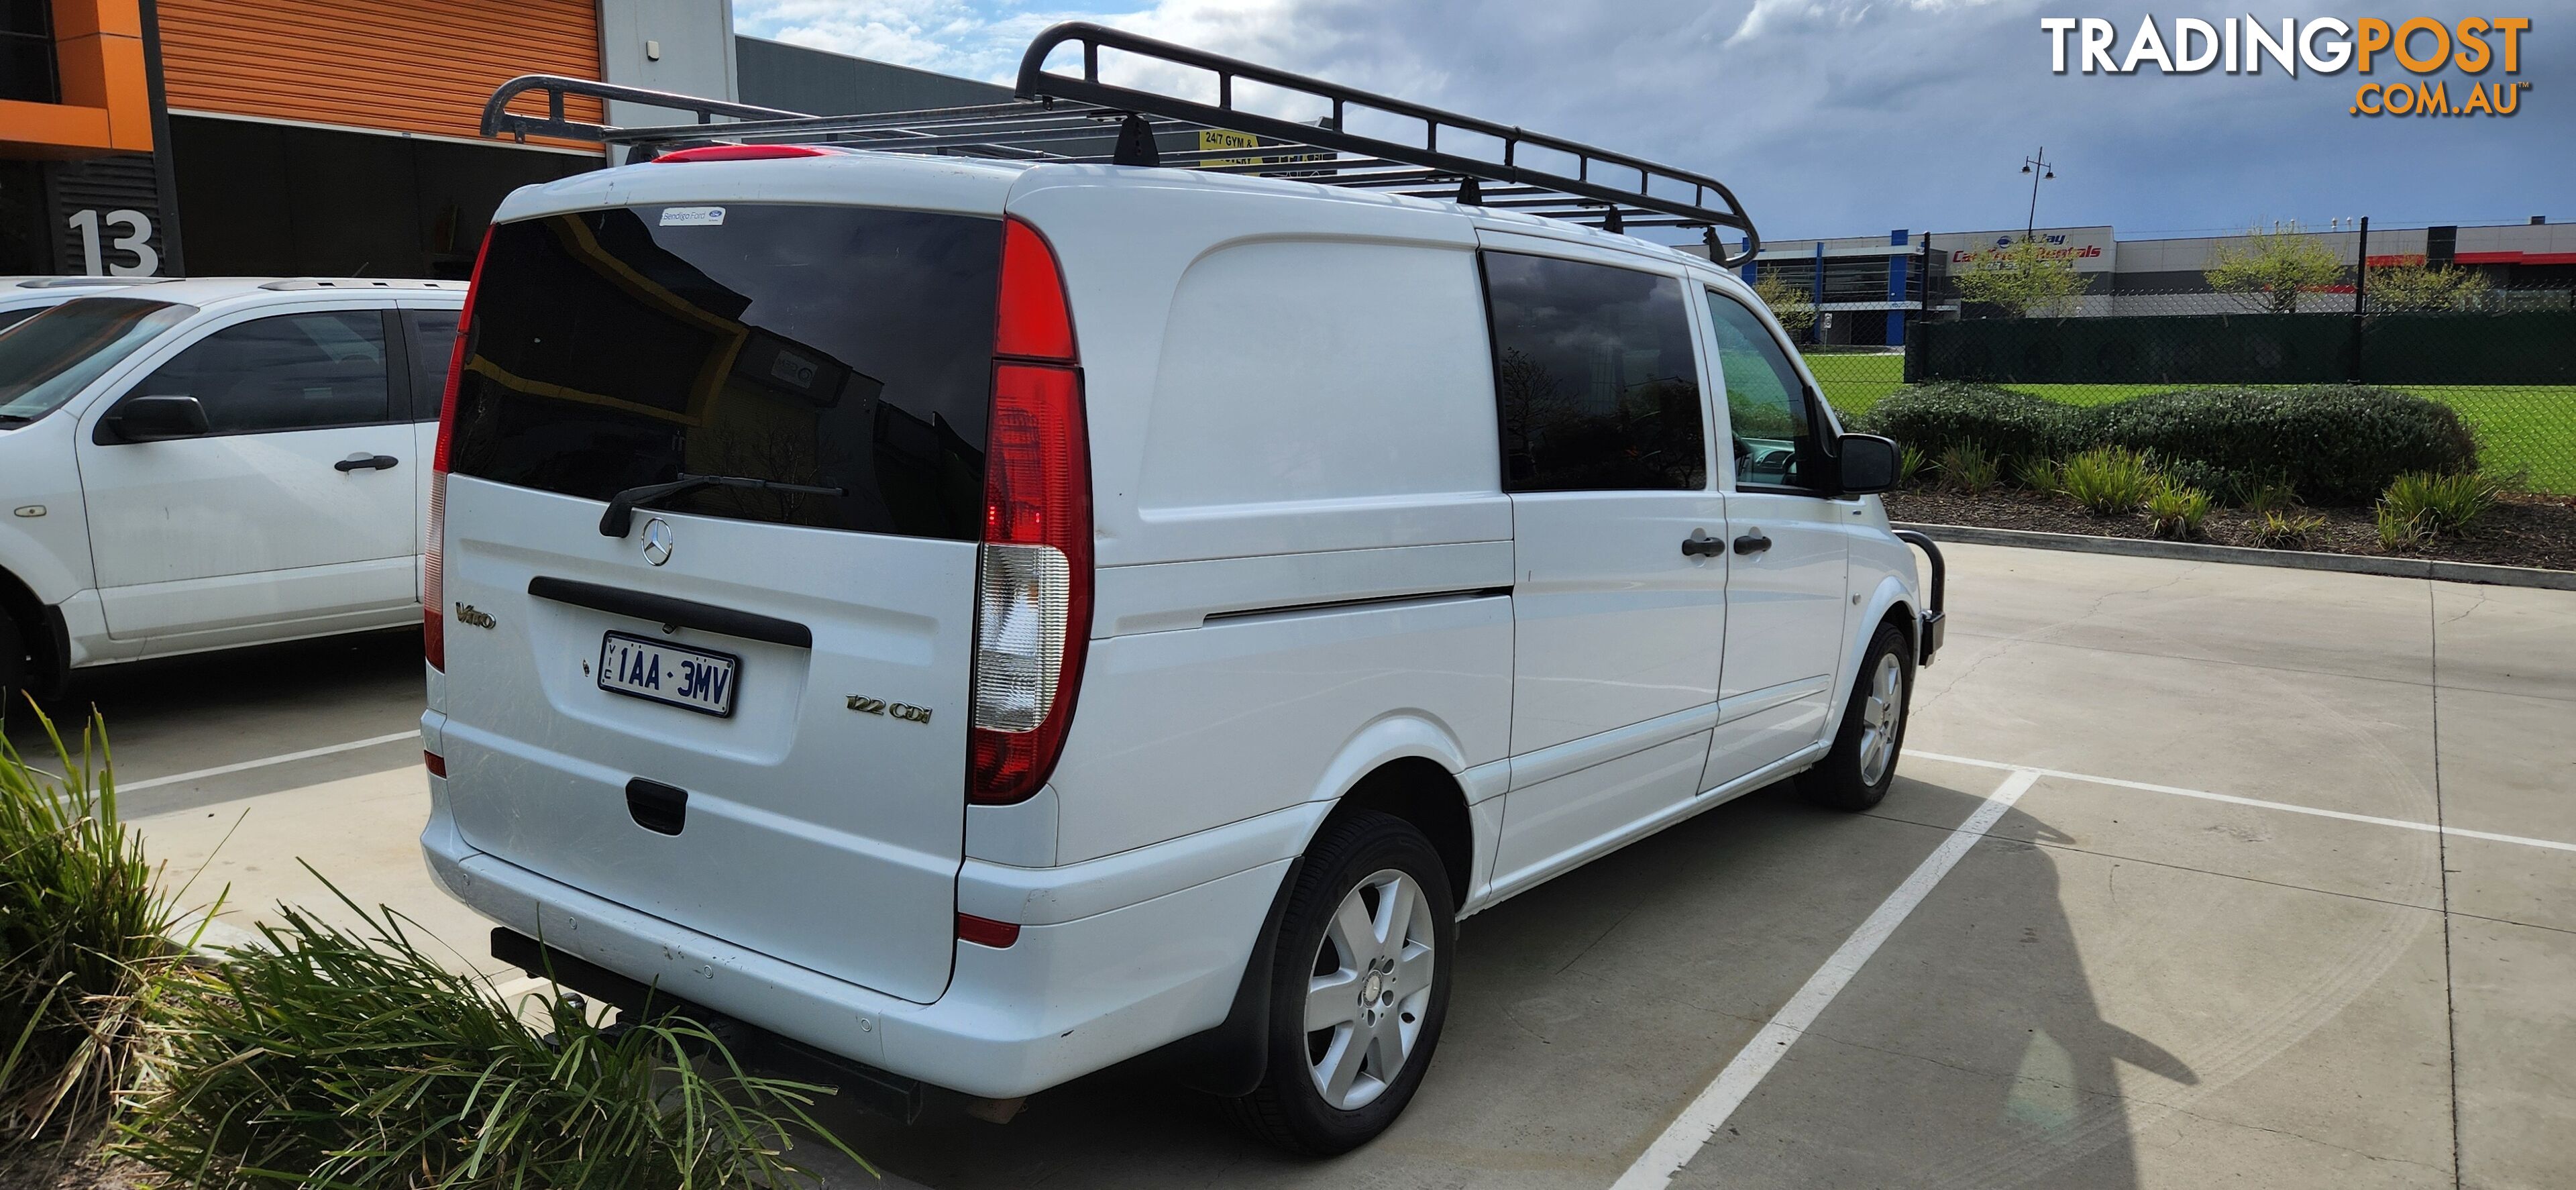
<box><xmin>0</xmin><ymin>613</ymin><xmax>27</xmax><ymax>728</ymax></box>
<box><xmin>1800</xmin><ymin>623</ymin><xmax>1913</xmax><ymax>812</ymax></box>
<box><xmin>1225</xmin><ymin>811</ymin><xmax>1454</xmax><ymax>1156</ymax></box>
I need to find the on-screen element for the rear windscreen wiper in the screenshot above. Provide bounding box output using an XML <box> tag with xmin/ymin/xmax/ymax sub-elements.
<box><xmin>599</xmin><ymin>473</ymin><xmax>846</xmax><ymax>537</ymax></box>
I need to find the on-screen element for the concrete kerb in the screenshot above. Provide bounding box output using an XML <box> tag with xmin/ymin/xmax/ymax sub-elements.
<box><xmin>1895</xmin><ymin>521</ymin><xmax>2576</xmax><ymax>592</ymax></box>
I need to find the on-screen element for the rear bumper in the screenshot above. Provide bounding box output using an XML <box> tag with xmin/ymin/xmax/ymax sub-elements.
<box><xmin>421</xmin><ymin>784</ymin><xmax>1309</xmax><ymax>1100</ymax></box>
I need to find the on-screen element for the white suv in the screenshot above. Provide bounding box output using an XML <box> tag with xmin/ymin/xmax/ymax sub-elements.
<box><xmin>0</xmin><ymin>278</ymin><xmax>465</xmax><ymax>706</ymax></box>
<box><xmin>425</xmin><ymin>25</ymin><xmax>1943</xmax><ymax>1154</ymax></box>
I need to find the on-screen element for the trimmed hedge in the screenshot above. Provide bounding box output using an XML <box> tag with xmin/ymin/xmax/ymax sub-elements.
<box><xmin>2081</xmin><ymin>386</ymin><xmax>2477</xmax><ymax>505</ymax></box>
<box><xmin>1848</xmin><ymin>383</ymin><xmax>2080</xmax><ymax>462</ymax></box>
<box><xmin>1856</xmin><ymin>383</ymin><xmax>2479</xmax><ymax>506</ymax></box>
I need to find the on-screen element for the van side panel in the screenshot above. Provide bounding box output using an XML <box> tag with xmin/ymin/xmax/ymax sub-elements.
<box><xmin>1009</xmin><ymin>179</ymin><xmax>1512</xmax><ymax>864</ymax></box>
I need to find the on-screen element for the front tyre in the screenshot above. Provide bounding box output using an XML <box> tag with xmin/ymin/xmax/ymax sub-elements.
<box><xmin>1226</xmin><ymin>811</ymin><xmax>1454</xmax><ymax>1155</ymax></box>
<box><xmin>1801</xmin><ymin>622</ymin><xmax>1913</xmax><ymax>812</ymax></box>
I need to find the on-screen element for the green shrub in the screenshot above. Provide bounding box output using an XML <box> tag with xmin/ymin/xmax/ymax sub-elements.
<box><xmin>1854</xmin><ymin>383</ymin><xmax>2079</xmax><ymax>462</ymax></box>
<box><xmin>1935</xmin><ymin>443</ymin><xmax>2000</xmax><ymax>494</ymax></box>
<box><xmin>2251</xmin><ymin>510</ymin><xmax>2326</xmax><ymax>549</ymax></box>
<box><xmin>2057</xmin><ymin>447</ymin><xmax>2161</xmax><ymax>515</ymax></box>
<box><xmin>1</xmin><ymin>708</ymin><xmax>168</xmax><ymax>1152</ymax></box>
<box><xmin>122</xmin><ymin>886</ymin><xmax>869</xmax><ymax>1190</ymax></box>
<box><xmin>2076</xmin><ymin>386</ymin><xmax>2477</xmax><ymax>506</ymax></box>
<box><xmin>2160</xmin><ymin>459</ymin><xmax>2253</xmax><ymax>507</ymax></box>
<box><xmin>2242</xmin><ymin>481</ymin><xmax>2300</xmax><ymax>514</ymax></box>
<box><xmin>2009</xmin><ymin>455</ymin><xmax>2062</xmax><ymax>492</ymax></box>
<box><xmin>1897</xmin><ymin>444</ymin><xmax>1929</xmax><ymax>486</ymax></box>
<box><xmin>2147</xmin><ymin>484</ymin><xmax>2212</xmax><ymax>539</ymax></box>
<box><xmin>2377</xmin><ymin>505</ymin><xmax>2427</xmax><ymax>551</ymax></box>
<box><xmin>2378</xmin><ymin>470</ymin><xmax>2503</xmax><ymax>539</ymax></box>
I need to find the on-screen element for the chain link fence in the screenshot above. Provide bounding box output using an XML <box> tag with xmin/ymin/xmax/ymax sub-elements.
<box><xmin>1803</xmin><ymin>284</ymin><xmax>2576</xmax><ymax>494</ymax></box>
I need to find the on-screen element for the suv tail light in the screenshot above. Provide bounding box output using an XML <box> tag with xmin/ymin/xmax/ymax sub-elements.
<box><xmin>969</xmin><ymin>219</ymin><xmax>1089</xmax><ymax>806</ymax></box>
<box><xmin>424</xmin><ymin>227</ymin><xmax>491</xmax><ymax>673</ymax></box>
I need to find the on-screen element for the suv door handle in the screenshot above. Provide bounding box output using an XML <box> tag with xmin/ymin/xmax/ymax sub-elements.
<box><xmin>1680</xmin><ymin>530</ymin><xmax>1725</xmax><ymax>558</ymax></box>
<box><xmin>1733</xmin><ymin>531</ymin><xmax>1772</xmax><ymax>555</ymax></box>
<box><xmin>335</xmin><ymin>453</ymin><xmax>399</xmax><ymax>472</ymax></box>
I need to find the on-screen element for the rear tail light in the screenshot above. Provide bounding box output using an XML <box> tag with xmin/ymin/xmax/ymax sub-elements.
<box><xmin>968</xmin><ymin>219</ymin><xmax>1089</xmax><ymax>806</ymax></box>
<box><xmin>424</xmin><ymin>227</ymin><xmax>491</xmax><ymax>673</ymax></box>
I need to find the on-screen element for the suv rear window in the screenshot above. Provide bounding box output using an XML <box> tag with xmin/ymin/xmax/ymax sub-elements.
<box><xmin>447</xmin><ymin>205</ymin><xmax>1002</xmax><ymax>540</ymax></box>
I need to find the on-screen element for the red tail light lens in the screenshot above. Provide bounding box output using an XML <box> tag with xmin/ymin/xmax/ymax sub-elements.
<box><xmin>424</xmin><ymin>751</ymin><xmax>447</xmax><ymax>778</ymax></box>
<box><xmin>957</xmin><ymin>912</ymin><xmax>1020</xmax><ymax>949</ymax></box>
<box><xmin>425</xmin><ymin>226</ymin><xmax>490</xmax><ymax>673</ymax></box>
<box><xmin>968</xmin><ymin>219</ymin><xmax>1089</xmax><ymax>806</ymax></box>
<box><xmin>652</xmin><ymin>144</ymin><xmax>831</xmax><ymax>163</ymax></box>
<box><xmin>994</xmin><ymin>219</ymin><xmax>1075</xmax><ymax>363</ymax></box>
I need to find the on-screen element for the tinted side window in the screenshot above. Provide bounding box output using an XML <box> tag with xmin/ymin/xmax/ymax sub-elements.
<box><xmin>1483</xmin><ymin>252</ymin><xmax>1705</xmax><ymax>492</ymax></box>
<box><xmin>129</xmin><ymin>311</ymin><xmax>390</xmax><ymax>434</ymax></box>
<box><xmin>0</xmin><ymin>309</ymin><xmax>38</xmax><ymax>333</ymax></box>
<box><xmin>1705</xmin><ymin>292</ymin><xmax>1823</xmax><ymax>491</ymax></box>
<box><xmin>403</xmin><ymin>309</ymin><xmax>460</xmax><ymax>420</ymax></box>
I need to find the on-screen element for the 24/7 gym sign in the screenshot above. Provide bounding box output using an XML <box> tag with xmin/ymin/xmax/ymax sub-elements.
<box><xmin>2038</xmin><ymin>16</ymin><xmax>2532</xmax><ymax>117</ymax></box>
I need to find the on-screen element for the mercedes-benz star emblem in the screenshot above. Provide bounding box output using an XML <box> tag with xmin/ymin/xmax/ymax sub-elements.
<box><xmin>640</xmin><ymin>517</ymin><xmax>674</xmax><ymax>566</ymax></box>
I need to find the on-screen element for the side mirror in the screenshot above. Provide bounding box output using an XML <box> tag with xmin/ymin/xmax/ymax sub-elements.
<box><xmin>102</xmin><ymin>394</ymin><xmax>210</xmax><ymax>443</ymax></box>
<box><xmin>1835</xmin><ymin>433</ymin><xmax>1899</xmax><ymax>496</ymax></box>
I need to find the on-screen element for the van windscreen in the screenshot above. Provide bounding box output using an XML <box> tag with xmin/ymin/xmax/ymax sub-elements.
<box><xmin>448</xmin><ymin>205</ymin><xmax>1002</xmax><ymax>541</ymax></box>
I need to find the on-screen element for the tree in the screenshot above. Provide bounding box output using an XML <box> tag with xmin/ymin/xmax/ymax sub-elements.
<box><xmin>2367</xmin><ymin>262</ymin><xmax>2491</xmax><ymax>312</ymax></box>
<box><xmin>1951</xmin><ymin>235</ymin><xmax>2086</xmax><ymax>317</ymax></box>
<box><xmin>1750</xmin><ymin>273</ymin><xmax>1817</xmax><ymax>339</ymax></box>
<box><xmin>2204</xmin><ymin>223</ymin><xmax>2346</xmax><ymax>314</ymax></box>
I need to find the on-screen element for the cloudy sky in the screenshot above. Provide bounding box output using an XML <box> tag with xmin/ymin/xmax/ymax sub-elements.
<box><xmin>731</xmin><ymin>1</ymin><xmax>2569</xmax><ymax>243</ymax></box>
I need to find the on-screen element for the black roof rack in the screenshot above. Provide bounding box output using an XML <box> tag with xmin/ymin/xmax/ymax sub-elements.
<box><xmin>480</xmin><ymin>21</ymin><xmax>1759</xmax><ymax>265</ymax></box>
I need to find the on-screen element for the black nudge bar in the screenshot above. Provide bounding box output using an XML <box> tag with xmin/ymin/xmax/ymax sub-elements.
<box><xmin>476</xmin><ymin>21</ymin><xmax>1760</xmax><ymax>264</ymax></box>
<box><xmin>1890</xmin><ymin>529</ymin><xmax>1947</xmax><ymax>667</ymax></box>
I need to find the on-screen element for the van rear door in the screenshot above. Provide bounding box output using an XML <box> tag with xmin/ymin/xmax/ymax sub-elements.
<box><xmin>436</xmin><ymin>203</ymin><xmax>1001</xmax><ymax>1004</ymax></box>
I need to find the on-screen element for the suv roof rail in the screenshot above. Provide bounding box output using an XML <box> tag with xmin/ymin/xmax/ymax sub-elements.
<box><xmin>478</xmin><ymin>21</ymin><xmax>1760</xmax><ymax>265</ymax></box>
<box><xmin>257</xmin><ymin>278</ymin><xmax>466</xmax><ymax>291</ymax></box>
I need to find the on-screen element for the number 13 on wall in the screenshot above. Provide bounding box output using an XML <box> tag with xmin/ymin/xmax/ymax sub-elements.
<box><xmin>68</xmin><ymin>209</ymin><xmax>160</xmax><ymax>277</ymax></box>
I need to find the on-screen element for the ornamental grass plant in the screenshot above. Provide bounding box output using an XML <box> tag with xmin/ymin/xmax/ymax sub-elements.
<box><xmin>121</xmin><ymin>876</ymin><xmax>873</xmax><ymax>1189</ymax></box>
<box><xmin>0</xmin><ymin>707</ymin><xmax>170</xmax><ymax>1156</ymax></box>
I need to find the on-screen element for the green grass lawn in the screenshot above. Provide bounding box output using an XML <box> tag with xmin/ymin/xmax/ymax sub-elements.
<box><xmin>1801</xmin><ymin>352</ymin><xmax>2576</xmax><ymax>494</ymax></box>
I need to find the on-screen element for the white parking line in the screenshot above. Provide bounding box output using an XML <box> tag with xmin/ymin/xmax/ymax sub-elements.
<box><xmin>1610</xmin><ymin>768</ymin><xmax>2041</xmax><ymax>1190</ymax></box>
<box><xmin>120</xmin><ymin>730</ymin><xmax>420</xmax><ymax>793</ymax></box>
<box><xmin>1912</xmin><ymin>749</ymin><xmax>2576</xmax><ymax>854</ymax></box>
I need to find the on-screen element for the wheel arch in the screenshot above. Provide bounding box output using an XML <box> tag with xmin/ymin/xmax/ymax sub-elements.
<box><xmin>0</xmin><ymin>561</ymin><xmax>68</xmax><ymax>698</ymax></box>
<box><xmin>1152</xmin><ymin>719</ymin><xmax>1481</xmax><ymax>1098</ymax></box>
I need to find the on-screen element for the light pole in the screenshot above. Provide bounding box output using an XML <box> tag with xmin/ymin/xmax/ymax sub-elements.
<box><xmin>2020</xmin><ymin>148</ymin><xmax>2055</xmax><ymax>239</ymax></box>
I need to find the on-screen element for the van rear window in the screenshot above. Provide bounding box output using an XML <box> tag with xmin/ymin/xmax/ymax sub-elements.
<box><xmin>447</xmin><ymin>205</ymin><xmax>1002</xmax><ymax>541</ymax></box>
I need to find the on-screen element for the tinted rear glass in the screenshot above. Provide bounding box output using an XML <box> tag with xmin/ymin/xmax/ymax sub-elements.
<box><xmin>449</xmin><ymin>205</ymin><xmax>1002</xmax><ymax>540</ymax></box>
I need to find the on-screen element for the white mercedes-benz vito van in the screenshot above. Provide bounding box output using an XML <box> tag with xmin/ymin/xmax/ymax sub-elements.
<box><xmin>424</xmin><ymin>23</ymin><xmax>1943</xmax><ymax>1154</ymax></box>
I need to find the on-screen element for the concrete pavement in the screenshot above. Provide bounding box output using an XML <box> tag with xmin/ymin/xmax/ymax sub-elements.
<box><xmin>20</xmin><ymin>543</ymin><xmax>2573</xmax><ymax>1189</ymax></box>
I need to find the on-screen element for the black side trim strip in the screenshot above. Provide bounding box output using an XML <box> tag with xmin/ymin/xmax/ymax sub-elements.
<box><xmin>1201</xmin><ymin>586</ymin><xmax>1510</xmax><ymax>625</ymax></box>
<box><xmin>527</xmin><ymin>577</ymin><xmax>812</xmax><ymax>649</ymax></box>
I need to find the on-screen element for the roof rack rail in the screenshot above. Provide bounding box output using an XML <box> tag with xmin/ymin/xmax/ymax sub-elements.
<box><xmin>479</xmin><ymin>21</ymin><xmax>1759</xmax><ymax>264</ymax></box>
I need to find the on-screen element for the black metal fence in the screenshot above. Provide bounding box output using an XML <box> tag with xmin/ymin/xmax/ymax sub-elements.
<box><xmin>1800</xmin><ymin>285</ymin><xmax>2576</xmax><ymax>494</ymax></box>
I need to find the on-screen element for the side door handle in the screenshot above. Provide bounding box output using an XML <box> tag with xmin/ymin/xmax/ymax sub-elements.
<box><xmin>1733</xmin><ymin>530</ymin><xmax>1772</xmax><ymax>555</ymax></box>
<box><xmin>1681</xmin><ymin>529</ymin><xmax>1725</xmax><ymax>558</ymax></box>
<box><xmin>335</xmin><ymin>453</ymin><xmax>399</xmax><ymax>472</ymax></box>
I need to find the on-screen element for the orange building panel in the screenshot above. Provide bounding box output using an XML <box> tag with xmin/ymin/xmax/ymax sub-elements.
<box><xmin>156</xmin><ymin>0</ymin><xmax>602</xmax><ymax>145</ymax></box>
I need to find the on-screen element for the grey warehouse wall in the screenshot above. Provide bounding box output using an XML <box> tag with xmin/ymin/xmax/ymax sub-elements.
<box><xmin>602</xmin><ymin>0</ymin><xmax>740</xmax><ymax>129</ymax></box>
<box><xmin>736</xmin><ymin>36</ymin><xmax>1013</xmax><ymax>116</ymax></box>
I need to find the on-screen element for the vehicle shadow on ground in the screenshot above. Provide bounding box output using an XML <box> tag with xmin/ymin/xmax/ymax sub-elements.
<box><xmin>1695</xmin><ymin>781</ymin><xmax>2197</xmax><ymax>1190</ymax></box>
<box><xmin>794</xmin><ymin>771</ymin><xmax>2191</xmax><ymax>1190</ymax></box>
<box><xmin>3</xmin><ymin>627</ymin><xmax>420</xmax><ymax>741</ymax></box>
